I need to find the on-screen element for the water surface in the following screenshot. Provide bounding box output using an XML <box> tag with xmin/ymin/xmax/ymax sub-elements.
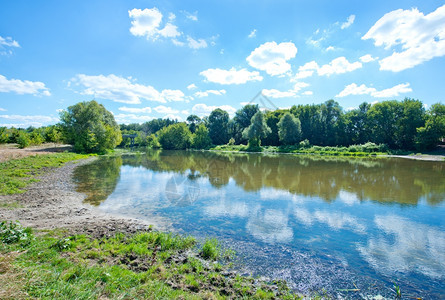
<box><xmin>74</xmin><ymin>151</ymin><xmax>445</xmax><ymax>298</ymax></box>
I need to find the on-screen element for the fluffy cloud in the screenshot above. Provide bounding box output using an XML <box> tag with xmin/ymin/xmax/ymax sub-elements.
<box><xmin>0</xmin><ymin>114</ymin><xmax>58</xmax><ymax>127</ymax></box>
<box><xmin>261</xmin><ymin>82</ymin><xmax>309</xmax><ymax>99</ymax></box>
<box><xmin>129</xmin><ymin>8</ymin><xmax>180</xmax><ymax>40</ymax></box>
<box><xmin>362</xmin><ymin>5</ymin><xmax>445</xmax><ymax>72</ymax></box>
<box><xmin>200</xmin><ymin>67</ymin><xmax>263</xmax><ymax>85</ymax></box>
<box><xmin>183</xmin><ymin>10</ymin><xmax>198</xmax><ymax>21</ymax></box>
<box><xmin>192</xmin><ymin>103</ymin><xmax>236</xmax><ymax>116</ymax></box>
<box><xmin>294</xmin><ymin>57</ymin><xmax>362</xmax><ymax>79</ymax></box>
<box><xmin>129</xmin><ymin>7</ymin><xmax>207</xmax><ymax>49</ymax></box>
<box><xmin>71</xmin><ymin>74</ymin><xmax>186</xmax><ymax>104</ymax></box>
<box><xmin>153</xmin><ymin>105</ymin><xmax>179</xmax><ymax>114</ymax></box>
<box><xmin>118</xmin><ymin>106</ymin><xmax>152</xmax><ymax>113</ymax></box>
<box><xmin>246</xmin><ymin>42</ymin><xmax>298</xmax><ymax>76</ymax></box>
<box><xmin>359</xmin><ymin>54</ymin><xmax>378</xmax><ymax>63</ymax></box>
<box><xmin>0</xmin><ymin>74</ymin><xmax>51</xmax><ymax>96</ymax></box>
<box><xmin>113</xmin><ymin>113</ymin><xmax>154</xmax><ymax>124</ymax></box>
<box><xmin>187</xmin><ymin>83</ymin><xmax>197</xmax><ymax>90</ymax></box>
<box><xmin>341</xmin><ymin>15</ymin><xmax>355</xmax><ymax>29</ymax></box>
<box><xmin>336</xmin><ymin>82</ymin><xmax>412</xmax><ymax>98</ymax></box>
<box><xmin>187</xmin><ymin>36</ymin><xmax>207</xmax><ymax>49</ymax></box>
<box><xmin>0</xmin><ymin>108</ymin><xmax>6</xmax><ymax>111</ymax></box>
<box><xmin>194</xmin><ymin>89</ymin><xmax>226</xmax><ymax>98</ymax></box>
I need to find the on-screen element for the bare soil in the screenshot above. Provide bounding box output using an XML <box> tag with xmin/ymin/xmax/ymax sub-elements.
<box><xmin>0</xmin><ymin>155</ymin><xmax>166</xmax><ymax>238</ymax></box>
<box><xmin>0</xmin><ymin>143</ymin><xmax>73</xmax><ymax>162</ymax></box>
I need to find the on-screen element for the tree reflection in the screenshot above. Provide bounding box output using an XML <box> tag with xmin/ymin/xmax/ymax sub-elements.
<box><xmin>137</xmin><ymin>150</ymin><xmax>445</xmax><ymax>206</ymax></box>
<box><xmin>73</xmin><ymin>156</ymin><xmax>123</xmax><ymax>205</ymax></box>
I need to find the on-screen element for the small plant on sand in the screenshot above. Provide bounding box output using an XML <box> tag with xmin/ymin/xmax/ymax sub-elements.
<box><xmin>0</xmin><ymin>221</ymin><xmax>33</xmax><ymax>245</ymax></box>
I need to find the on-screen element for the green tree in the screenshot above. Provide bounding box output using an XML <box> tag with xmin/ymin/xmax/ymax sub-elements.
<box><xmin>192</xmin><ymin>124</ymin><xmax>212</xmax><ymax>149</ymax></box>
<box><xmin>44</xmin><ymin>125</ymin><xmax>62</xmax><ymax>145</ymax></box>
<box><xmin>146</xmin><ymin>134</ymin><xmax>161</xmax><ymax>149</ymax></box>
<box><xmin>242</xmin><ymin>111</ymin><xmax>271</xmax><ymax>148</ymax></box>
<box><xmin>415</xmin><ymin>103</ymin><xmax>445</xmax><ymax>150</ymax></box>
<box><xmin>208</xmin><ymin>109</ymin><xmax>230</xmax><ymax>145</ymax></box>
<box><xmin>232</xmin><ymin>104</ymin><xmax>259</xmax><ymax>144</ymax></box>
<box><xmin>186</xmin><ymin>115</ymin><xmax>202</xmax><ymax>133</ymax></box>
<box><xmin>158</xmin><ymin>123</ymin><xmax>192</xmax><ymax>150</ymax></box>
<box><xmin>395</xmin><ymin>98</ymin><xmax>425</xmax><ymax>149</ymax></box>
<box><xmin>278</xmin><ymin>112</ymin><xmax>302</xmax><ymax>145</ymax></box>
<box><xmin>59</xmin><ymin>100</ymin><xmax>122</xmax><ymax>153</ymax></box>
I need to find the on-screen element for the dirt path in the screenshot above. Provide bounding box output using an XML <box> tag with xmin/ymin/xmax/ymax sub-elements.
<box><xmin>0</xmin><ymin>143</ymin><xmax>73</xmax><ymax>162</ymax></box>
<box><xmin>0</xmin><ymin>157</ymin><xmax>167</xmax><ymax>237</ymax></box>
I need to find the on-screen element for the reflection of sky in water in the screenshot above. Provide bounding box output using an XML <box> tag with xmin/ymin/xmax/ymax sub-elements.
<box><xmin>83</xmin><ymin>154</ymin><xmax>445</xmax><ymax>298</ymax></box>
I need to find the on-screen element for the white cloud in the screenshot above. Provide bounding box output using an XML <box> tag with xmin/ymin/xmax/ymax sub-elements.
<box><xmin>359</xmin><ymin>54</ymin><xmax>378</xmax><ymax>63</ymax></box>
<box><xmin>336</xmin><ymin>82</ymin><xmax>412</xmax><ymax>98</ymax></box>
<box><xmin>187</xmin><ymin>36</ymin><xmax>207</xmax><ymax>49</ymax></box>
<box><xmin>187</xmin><ymin>83</ymin><xmax>197</xmax><ymax>90</ymax></box>
<box><xmin>262</xmin><ymin>89</ymin><xmax>297</xmax><ymax>99</ymax></box>
<box><xmin>325</xmin><ymin>46</ymin><xmax>335</xmax><ymax>51</ymax></box>
<box><xmin>160</xmin><ymin>89</ymin><xmax>185</xmax><ymax>102</ymax></box>
<box><xmin>183</xmin><ymin>10</ymin><xmax>198</xmax><ymax>21</ymax></box>
<box><xmin>0</xmin><ymin>114</ymin><xmax>58</xmax><ymax>127</ymax></box>
<box><xmin>129</xmin><ymin>8</ymin><xmax>180</xmax><ymax>40</ymax></box>
<box><xmin>248</xmin><ymin>29</ymin><xmax>257</xmax><ymax>38</ymax></box>
<box><xmin>181</xmin><ymin>109</ymin><xmax>189</xmax><ymax>115</ymax></box>
<box><xmin>118</xmin><ymin>106</ymin><xmax>152</xmax><ymax>113</ymax></box>
<box><xmin>192</xmin><ymin>103</ymin><xmax>236</xmax><ymax>116</ymax></box>
<box><xmin>200</xmin><ymin>67</ymin><xmax>263</xmax><ymax>85</ymax></box>
<box><xmin>362</xmin><ymin>5</ymin><xmax>445</xmax><ymax>71</ymax></box>
<box><xmin>302</xmin><ymin>91</ymin><xmax>313</xmax><ymax>96</ymax></box>
<box><xmin>0</xmin><ymin>108</ymin><xmax>6</xmax><ymax>111</ymax></box>
<box><xmin>341</xmin><ymin>14</ymin><xmax>355</xmax><ymax>29</ymax></box>
<box><xmin>71</xmin><ymin>74</ymin><xmax>186</xmax><ymax>104</ymax></box>
<box><xmin>114</xmin><ymin>113</ymin><xmax>154</xmax><ymax>124</ymax></box>
<box><xmin>0</xmin><ymin>36</ymin><xmax>20</xmax><ymax>48</ymax></box>
<box><xmin>0</xmin><ymin>36</ymin><xmax>20</xmax><ymax>55</ymax></box>
<box><xmin>372</xmin><ymin>83</ymin><xmax>412</xmax><ymax>98</ymax></box>
<box><xmin>194</xmin><ymin>89</ymin><xmax>226</xmax><ymax>98</ymax></box>
<box><xmin>261</xmin><ymin>82</ymin><xmax>309</xmax><ymax>99</ymax></box>
<box><xmin>318</xmin><ymin>57</ymin><xmax>362</xmax><ymax>76</ymax></box>
<box><xmin>246</xmin><ymin>41</ymin><xmax>298</xmax><ymax>76</ymax></box>
<box><xmin>293</xmin><ymin>57</ymin><xmax>362</xmax><ymax>79</ymax></box>
<box><xmin>0</xmin><ymin>74</ymin><xmax>51</xmax><ymax>96</ymax></box>
<box><xmin>153</xmin><ymin>105</ymin><xmax>179</xmax><ymax>114</ymax></box>
<box><xmin>163</xmin><ymin>114</ymin><xmax>182</xmax><ymax>121</ymax></box>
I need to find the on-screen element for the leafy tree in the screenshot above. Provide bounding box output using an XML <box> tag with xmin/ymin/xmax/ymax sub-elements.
<box><xmin>146</xmin><ymin>134</ymin><xmax>161</xmax><ymax>149</ymax></box>
<box><xmin>395</xmin><ymin>98</ymin><xmax>425</xmax><ymax>149</ymax></box>
<box><xmin>243</xmin><ymin>111</ymin><xmax>271</xmax><ymax>148</ymax></box>
<box><xmin>186</xmin><ymin>115</ymin><xmax>202</xmax><ymax>133</ymax></box>
<box><xmin>416</xmin><ymin>103</ymin><xmax>445</xmax><ymax>150</ymax></box>
<box><xmin>192</xmin><ymin>124</ymin><xmax>212</xmax><ymax>149</ymax></box>
<box><xmin>367</xmin><ymin>100</ymin><xmax>402</xmax><ymax>148</ymax></box>
<box><xmin>158</xmin><ymin>123</ymin><xmax>192</xmax><ymax>150</ymax></box>
<box><xmin>263</xmin><ymin>110</ymin><xmax>287</xmax><ymax>146</ymax></box>
<box><xmin>60</xmin><ymin>100</ymin><xmax>122</xmax><ymax>153</ymax></box>
<box><xmin>44</xmin><ymin>125</ymin><xmax>62</xmax><ymax>144</ymax></box>
<box><xmin>232</xmin><ymin>104</ymin><xmax>259</xmax><ymax>143</ymax></box>
<box><xmin>208</xmin><ymin>108</ymin><xmax>230</xmax><ymax>145</ymax></box>
<box><xmin>278</xmin><ymin>112</ymin><xmax>302</xmax><ymax>145</ymax></box>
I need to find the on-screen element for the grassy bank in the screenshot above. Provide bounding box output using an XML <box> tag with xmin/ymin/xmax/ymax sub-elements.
<box><xmin>212</xmin><ymin>143</ymin><xmax>388</xmax><ymax>157</ymax></box>
<box><xmin>0</xmin><ymin>152</ymin><xmax>91</xmax><ymax>195</ymax></box>
<box><xmin>0</xmin><ymin>221</ymin><xmax>299</xmax><ymax>299</ymax></box>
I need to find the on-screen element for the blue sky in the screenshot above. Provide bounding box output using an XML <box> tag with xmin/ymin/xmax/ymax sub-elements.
<box><xmin>1</xmin><ymin>0</ymin><xmax>445</xmax><ymax>127</ymax></box>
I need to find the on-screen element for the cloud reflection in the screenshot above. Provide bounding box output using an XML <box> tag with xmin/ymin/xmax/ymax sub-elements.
<box><xmin>357</xmin><ymin>215</ymin><xmax>445</xmax><ymax>278</ymax></box>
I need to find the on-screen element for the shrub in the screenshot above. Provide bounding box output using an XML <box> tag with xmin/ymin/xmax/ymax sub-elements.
<box><xmin>0</xmin><ymin>221</ymin><xmax>33</xmax><ymax>245</ymax></box>
<box><xmin>17</xmin><ymin>131</ymin><xmax>31</xmax><ymax>149</ymax></box>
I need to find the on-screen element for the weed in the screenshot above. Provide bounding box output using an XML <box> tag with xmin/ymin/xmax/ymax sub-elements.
<box><xmin>201</xmin><ymin>238</ymin><xmax>221</xmax><ymax>260</ymax></box>
<box><xmin>0</xmin><ymin>221</ymin><xmax>33</xmax><ymax>245</ymax></box>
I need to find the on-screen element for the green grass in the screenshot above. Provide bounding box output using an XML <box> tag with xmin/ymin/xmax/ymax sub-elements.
<box><xmin>211</xmin><ymin>143</ymin><xmax>388</xmax><ymax>157</ymax></box>
<box><xmin>0</xmin><ymin>221</ymin><xmax>301</xmax><ymax>299</ymax></box>
<box><xmin>0</xmin><ymin>153</ymin><xmax>90</xmax><ymax>195</ymax></box>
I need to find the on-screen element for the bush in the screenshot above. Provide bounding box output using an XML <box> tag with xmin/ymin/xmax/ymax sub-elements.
<box><xmin>146</xmin><ymin>134</ymin><xmax>161</xmax><ymax>149</ymax></box>
<box><xmin>17</xmin><ymin>131</ymin><xmax>31</xmax><ymax>149</ymax></box>
<box><xmin>201</xmin><ymin>238</ymin><xmax>220</xmax><ymax>260</ymax></box>
<box><xmin>0</xmin><ymin>221</ymin><xmax>33</xmax><ymax>245</ymax></box>
<box><xmin>158</xmin><ymin>123</ymin><xmax>192</xmax><ymax>150</ymax></box>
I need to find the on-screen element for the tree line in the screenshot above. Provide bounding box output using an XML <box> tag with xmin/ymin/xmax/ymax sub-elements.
<box><xmin>1</xmin><ymin>98</ymin><xmax>444</xmax><ymax>153</ymax></box>
<box><xmin>122</xmin><ymin>98</ymin><xmax>444</xmax><ymax>152</ymax></box>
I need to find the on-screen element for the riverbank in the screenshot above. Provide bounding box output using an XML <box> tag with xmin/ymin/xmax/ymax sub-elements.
<box><xmin>0</xmin><ymin>151</ymin><xmax>302</xmax><ymax>299</ymax></box>
<box><xmin>209</xmin><ymin>144</ymin><xmax>445</xmax><ymax>162</ymax></box>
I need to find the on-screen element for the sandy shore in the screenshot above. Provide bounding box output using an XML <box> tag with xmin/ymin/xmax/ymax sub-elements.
<box><xmin>0</xmin><ymin>157</ymin><xmax>164</xmax><ymax>237</ymax></box>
